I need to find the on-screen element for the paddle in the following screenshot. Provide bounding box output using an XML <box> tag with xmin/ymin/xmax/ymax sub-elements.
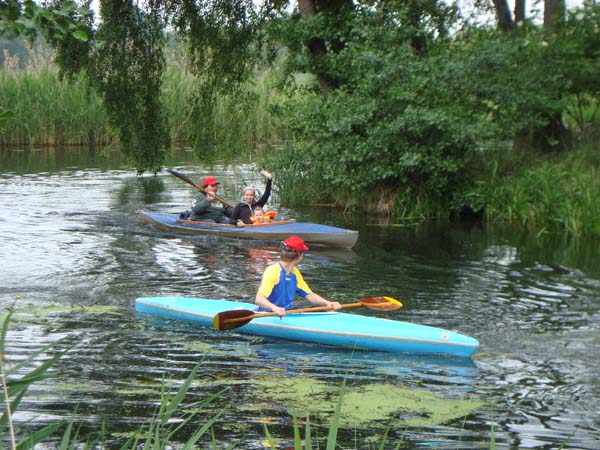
<box><xmin>213</xmin><ymin>296</ymin><xmax>403</xmax><ymax>331</ymax></box>
<box><xmin>167</xmin><ymin>168</ymin><xmax>235</xmax><ymax>208</ymax></box>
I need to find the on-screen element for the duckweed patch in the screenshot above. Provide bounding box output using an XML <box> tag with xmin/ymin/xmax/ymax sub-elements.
<box><xmin>243</xmin><ymin>377</ymin><xmax>483</xmax><ymax>428</ymax></box>
<box><xmin>114</xmin><ymin>381</ymin><xmax>165</xmax><ymax>396</ymax></box>
<box><xmin>249</xmin><ymin>376</ymin><xmax>334</xmax><ymax>416</ymax></box>
<box><xmin>2</xmin><ymin>304</ymin><xmax>122</xmax><ymax>326</ymax></box>
<box><xmin>341</xmin><ymin>383</ymin><xmax>484</xmax><ymax>427</ymax></box>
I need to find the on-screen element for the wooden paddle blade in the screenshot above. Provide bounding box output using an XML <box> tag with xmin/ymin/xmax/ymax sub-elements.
<box><xmin>213</xmin><ymin>309</ymin><xmax>255</xmax><ymax>331</ymax></box>
<box><xmin>360</xmin><ymin>296</ymin><xmax>403</xmax><ymax>311</ymax></box>
<box><xmin>168</xmin><ymin>168</ymin><xmax>236</xmax><ymax>208</ymax></box>
<box><xmin>167</xmin><ymin>169</ymin><xmax>200</xmax><ymax>189</ymax></box>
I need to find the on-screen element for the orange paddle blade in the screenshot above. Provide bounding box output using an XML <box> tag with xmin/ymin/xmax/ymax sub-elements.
<box><xmin>213</xmin><ymin>309</ymin><xmax>255</xmax><ymax>331</ymax></box>
<box><xmin>359</xmin><ymin>296</ymin><xmax>403</xmax><ymax>311</ymax></box>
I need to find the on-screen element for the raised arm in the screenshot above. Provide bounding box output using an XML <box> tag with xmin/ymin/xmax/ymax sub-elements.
<box><xmin>255</xmin><ymin>176</ymin><xmax>272</xmax><ymax>208</ymax></box>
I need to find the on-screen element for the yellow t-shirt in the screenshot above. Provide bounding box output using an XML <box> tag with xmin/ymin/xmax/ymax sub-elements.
<box><xmin>257</xmin><ymin>263</ymin><xmax>312</xmax><ymax>309</ymax></box>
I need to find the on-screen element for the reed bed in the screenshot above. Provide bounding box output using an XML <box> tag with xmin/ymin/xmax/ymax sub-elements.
<box><xmin>1</xmin><ymin>45</ymin><xmax>286</xmax><ymax>150</ymax></box>
<box><xmin>471</xmin><ymin>146</ymin><xmax>600</xmax><ymax>236</ymax></box>
<box><xmin>1</xmin><ymin>44</ymin><xmax>116</xmax><ymax>146</ymax></box>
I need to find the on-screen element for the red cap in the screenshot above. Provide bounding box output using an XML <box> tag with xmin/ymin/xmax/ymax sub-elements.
<box><xmin>283</xmin><ymin>236</ymin><xmax>309</xmax><ymax>252</ymax></box>
<box><xmin>203</xmin><ymin>176</ymin><xmax>220</xmax><ymax>187</ymax></box>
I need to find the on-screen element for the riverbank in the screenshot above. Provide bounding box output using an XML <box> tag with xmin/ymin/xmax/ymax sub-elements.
<box><xmin>2</xmin><ymin>58</ymin><xmax>599</xmax><ymax>237</ymax></box>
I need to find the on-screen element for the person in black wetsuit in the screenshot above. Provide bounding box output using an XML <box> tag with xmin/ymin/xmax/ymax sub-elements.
<box><xmin>230</xmin><ymin>170</ymin><xmax>273</xmax><ymax>226</ymax></box>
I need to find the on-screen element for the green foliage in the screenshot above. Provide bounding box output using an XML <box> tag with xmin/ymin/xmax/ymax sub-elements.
<box><xmin>461</xmin><ymin>146</ymin><xmax>600</xmax><ymax>236</ymax></box>
<box><xmin>42</xmin><ymin>0</ymin><xmax>287</xmax><ymax>172</ymax></box>
<box><xmin>90</xmin><ymin>0</ymin><xmax>169</xmax><ymax>174</ymax></box>
<box><xmin>168</xmin><ymin>0</ymin><xmax>274</xmax><ymax>89</ymax></box>
<box><xmin>40</xmin><ymin>0</ymin><xmax>172</xmax><ymax>173</ymax></box>
<box><xmin>559</xmin><ymin>3</ymin><xmax>600</xmax><ymax>97</ymax></box>
<box><xmin>269</xmin><ymin>2</ymin><xmax>600</xmax><ymax>233</ymax></box>
<box><xmin>270</xmin><ymin>4</ymin><xmax>476</xmax><ymax>212</ymax></box>
<box><xmin>158</xmin><ymin>0</ymin><xmax>287</xmax><ymax>164</ymax></box>
<box><xmin>556</xmin><ymin>3</ymin><xmax>600</xmax><ymax>141</ymax></box>
<box><xmin>430</xmin><ymin>28</ymin><xmax>569</xmax><ymax>144</ymax></box>
<box><xmin>0</xmin><ymin>0</ymin><xmax>90</xmax><ymax>43</ymax></box>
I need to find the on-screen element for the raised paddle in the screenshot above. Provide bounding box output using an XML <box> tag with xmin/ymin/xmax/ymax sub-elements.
<box><xmin>213</xmin><ymin>296</ymin><xmax>403</xmax><ymax>331</ymax></box>
<box><xmin>167</xmin><ymin>168</ymin><xmax>235</xmax><ymax>208</ymax></box>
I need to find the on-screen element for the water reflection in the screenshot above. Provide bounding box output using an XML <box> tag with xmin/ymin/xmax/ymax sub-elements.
<box><xmin>115</xmin><ymin>175</ymin><xmax>167</xmax><ymax>206</ymax></box>
<box><xmin>0</xmin><ymin>146</ymin><xmax>124</xmax><ymax>174</ymax></box>
<box><xmin>253</xmin><ymin>342</ymin><xmax>479</xmax><ymax>387</ymax></box>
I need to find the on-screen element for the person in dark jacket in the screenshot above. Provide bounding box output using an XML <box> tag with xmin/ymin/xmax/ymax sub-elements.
<box><xmin>230</xmin><ymin>170</ymin><xmax>273</xmax><ymax>226</ymax></box>
<box><xmin>189</xmin><ymin>176</ymin><xmax>233</xmax><ymax>223</ymax></box>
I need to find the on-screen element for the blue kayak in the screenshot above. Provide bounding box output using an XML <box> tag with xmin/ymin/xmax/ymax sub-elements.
<box><xmin>134</xmin><ymin>297</ymin><xmax>479</xmax><ymax>358</ymax></box>
<box><xmin>138</xmin><ymin>210</ymin><xmax>359</xmax><ymax>248</ymax></box>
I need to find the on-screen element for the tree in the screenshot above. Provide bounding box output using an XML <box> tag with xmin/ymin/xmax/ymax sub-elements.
<box><xmin>544</xmin><ymin>0</ymin><xmax>566</xmax><ymax>29</ymax></box>
<box><xmin>514</xmin><ymin>0</ymin><xmax>525</xmax><ymax>24</ymax></box>
<box><xmin>296</xmin><ymin>0</ymin><xmax>350</xmax><ymax>97</ymax></box>
<box><xmin>492</xmin><ymin>0</ymin><xmax>515</xmax><ymax>31</ymax></box>
<box><xmin>11</xmin><ymin>0</ymin><xmax>592</xmax><ymax>180</ymax></box>
<box><xmin>28</xmin><ymin>0</ymin><xmax>464</xmax><ymax>173</ymax></box>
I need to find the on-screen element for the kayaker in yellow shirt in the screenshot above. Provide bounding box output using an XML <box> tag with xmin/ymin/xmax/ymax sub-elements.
<box><xmin>255</xmin><ymin>236</ymin><xmax>342</xmax><ymax>317</ymax></box>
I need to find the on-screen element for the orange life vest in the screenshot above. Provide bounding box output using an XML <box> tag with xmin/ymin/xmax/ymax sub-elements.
<box><xmin>250</xmin><ymin>211</ymin><xmax>277</xmax><ymax>224</ymax></box>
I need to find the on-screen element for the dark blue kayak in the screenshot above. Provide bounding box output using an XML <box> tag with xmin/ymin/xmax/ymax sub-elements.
<box><xmin>138</xmin><ymin>210</ymin><xmax>359</xmax><ymax>248</ymax></box>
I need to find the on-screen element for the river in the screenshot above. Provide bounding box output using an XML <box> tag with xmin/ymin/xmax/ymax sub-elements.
<box><xmin>1</xmin><ymin>146</ymin><xmax>599</xmax><ymax>449</ymax></box>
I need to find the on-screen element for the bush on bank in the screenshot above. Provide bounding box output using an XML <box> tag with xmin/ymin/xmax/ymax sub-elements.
<box><xmin>266</xmin><ymin>7</ymin><xmax>600</xmax><ymax>236</ymax></box>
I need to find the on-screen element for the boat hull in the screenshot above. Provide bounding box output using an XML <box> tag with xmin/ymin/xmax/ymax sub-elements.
<box><xmin>134</xmin><ymin>297</ymin><xmax>479</xmax><ymax>357</ymax></box>
<box><xmin>138</xmin><ymin>211</ymin><xmax>358</xmax><ymax>248</ymax></box>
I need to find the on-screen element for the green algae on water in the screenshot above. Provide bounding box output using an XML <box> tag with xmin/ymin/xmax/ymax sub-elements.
<box><xmin>2</xmin><ymin>304</ymin><xmax>122</xmax><ymax>326</ymax></box>
<box><xmin>243</xmin><ymin>376</ymin><xmax>483</xmax><ymax>428</ymax></box>
<box><xmin>340</xmin><ymin>383</ymin><xmax>484</xmax><ymax>427</ymax></box>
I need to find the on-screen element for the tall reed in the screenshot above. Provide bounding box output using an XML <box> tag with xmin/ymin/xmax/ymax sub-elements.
<box><xmin>160</xmin><ymin>59</ymin><xmax>197</xmax><ymax>145</ymax></box>
<box><xmin>0</xmin><ymin>44</ymin><xmax>115</xmax><ymax>146</ymax></box>
<box><xmin>468</xmin><ymin>146</ymin><xmax>600</xmax><ymax>236</ymax></box>
<box><xmin>1</xmin><ymin>44</ymin><xmax>287</xmax><ymax>150</ymax></box>
<box><xmin>182</xmin><ymin>71</ymin><xmax>289</xmax><ymax>161</ymax></box>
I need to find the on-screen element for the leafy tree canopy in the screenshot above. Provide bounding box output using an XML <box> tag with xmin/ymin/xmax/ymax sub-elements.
<box><xmin>1</xmin><ymin>0</ymin><xmax>89</xmax><ymax>42</ymax></box>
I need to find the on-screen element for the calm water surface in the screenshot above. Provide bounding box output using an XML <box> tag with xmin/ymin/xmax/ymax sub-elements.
<box><xmin>1</xmin><ymin>147</ymin><xmax>599</xmax><ymax>449</ymax></box>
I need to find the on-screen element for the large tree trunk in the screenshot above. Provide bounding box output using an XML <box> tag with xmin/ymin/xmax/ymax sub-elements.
<box><xmin>544</xmin><ymin>0</ymin><xmax>566</xmax><ymax>29</ymax></box>
<box><xmin>297</xmin><ymin>0</ymin><xmax>336</xmax><ymax>97</ymax></box>
<box><xmin>514</xmin><ymin>0</ymin><xmax>526</xmax><ymax>25</ymax></box>
<box><xmin>538</xmin><ymin>0</ymin><xmax>568</xmax><ymax>148</ymax></box>
<box><xmin>492</xmin><ymin>0</ymin><xmax>515</xmax><ymax>31</ymax></box>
